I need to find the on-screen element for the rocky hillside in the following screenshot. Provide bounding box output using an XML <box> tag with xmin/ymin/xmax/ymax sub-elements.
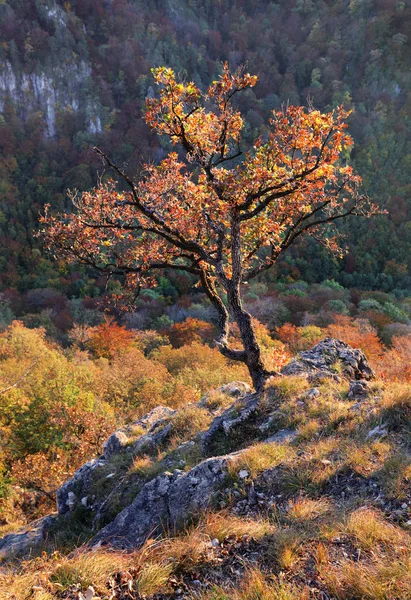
<box><xmin>1</xmin><ymin>338</ymin><xmax>411</xmax><ymax>598</ymax></box>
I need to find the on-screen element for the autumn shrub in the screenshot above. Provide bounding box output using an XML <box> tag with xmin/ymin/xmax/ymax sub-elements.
<box><xmin>133</xmin><ymin>329</ymin><xmax>170</xmax><ymax>356</ymax></box>
<box><xmin>275</xmin><ymin>323</ymin><xmax>323</xmax><ymax>353</ymax></box>
<box><xmin>379</xmin><ymin>336</ymin><xmax>411</xmax><ymax>381</ymax></box>
<box><xmin>279</xmin><ymin>293</ymin><xmax>316</xmax><ymax>325</ymax></box>
<box><xmin>326</xmin><ymin>315</ymin><xmax>384</xmax><ymax>367</ymax></box>
<box><xmin>380</xmin><ymin>323</ymin><xmax>411</xmax><ymax>346</ymax></box>
<box><xmin>153</xmin><ymin>342</ymin><xmax>250</xmax><ymax>394</ymax></box>
<box><xmin>87</xmin><ymin>317</ymin><xmax>135</xmax><ymax>359</ymax></box>
<box><xmin>245</xmin><ymin>296</ymin><xmax>290</xmax><ymax>329</ymax></box>
<box><xmin>167</xmin><ymin>317</ymin><xmax>216</xmax><ymax>348</ymax></box>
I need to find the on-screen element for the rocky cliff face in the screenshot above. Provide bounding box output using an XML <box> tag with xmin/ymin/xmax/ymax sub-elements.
<box><xmin>0</xmin><ymin>339</ymin><xmax>374</xmax><ymax>559</ymax></box>
<box><xmin>0</xmin><ymin>1</ymin><xmax>102</xmax><ymax>137</ymax></box>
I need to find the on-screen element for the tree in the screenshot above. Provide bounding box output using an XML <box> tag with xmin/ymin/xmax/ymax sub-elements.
<box><xmin>41</xmin><ymin>64</ymin><xmax>377</xmax><ymax>390</ymax></box>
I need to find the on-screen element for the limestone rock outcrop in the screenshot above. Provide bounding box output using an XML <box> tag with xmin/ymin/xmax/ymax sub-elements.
<box><xmin>92</xmin><ymin>455</ymin><xmax>231</xmax><ymax>549</ymax></box>
<box><xmin>281</xmin><ymin>337</ymin><xmax>374</xmax><ymax>381</ymax></box>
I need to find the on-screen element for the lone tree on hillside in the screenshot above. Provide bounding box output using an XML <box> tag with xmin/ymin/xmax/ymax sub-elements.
<box><xmin>41</xmin><ymin>64</ymin><xmax>377</xmax><ymax>391</ymax></box>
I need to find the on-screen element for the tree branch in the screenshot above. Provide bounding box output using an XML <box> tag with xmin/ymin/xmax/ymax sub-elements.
<box><xmin>0</xmin><ymin>357</ymin><xmax>41</xmax><ymax>395</ymax></box>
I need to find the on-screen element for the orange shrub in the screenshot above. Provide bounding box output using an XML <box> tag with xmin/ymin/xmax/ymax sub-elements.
<box><xmin>326</xmin><ymin>315</ymin><xmax>384</xmax><ymax>367</ymax></box>
<box><xmin>380</xmin><ymin>336</ymin><xmax>411</xmax><ymax>382</ymax></box>
<box><xmin>270</xmin><ymin>340</ymin><xmax>292</xmax><ymax>371</ymax></box>
<box><xmin>167</xmin><ymin>318</ymin><xmax>216</xmax><ymax>348</ymax></box>
<box><xmin>87</xmin><ymin>317</ymin><xmax>134</xmax><ymax>359</ymax></box>
<box><xmin>275</xmin><ymin>323</ymin><xmax>323</xmax><ymax>353</ymax></box>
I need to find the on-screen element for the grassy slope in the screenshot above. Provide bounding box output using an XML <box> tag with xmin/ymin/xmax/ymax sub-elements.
<box><xmin>1</xmin><ymin>375</ymin><xmax>411</xmax><ymax>599</ymax></box>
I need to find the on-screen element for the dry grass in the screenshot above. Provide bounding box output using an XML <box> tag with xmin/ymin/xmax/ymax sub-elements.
<box><xmin>296</xmin><ymin>419</ymin><xmax>321</xmax><ymax>441</ymax></box>
<box><xmin>286</xmin><ymin>496</ymin><xmax>331</xmax><ymax>523</ymax></box>
<box><xmin>268</xmin><ymin>376</ymin><xmax>311</xmax><ymax>400</ymax></box>
<box><xmin>227</xmin><ymin>442</ymin><xmax>293</xmax><ymax>478</ymax></box>
<box><xmin>263</xmin><ymin>527</ymin><xmax>305</xmax><ymax>570</ymax></box>
<box><xmin>198</xmin><ymin>568</ymin><xmax>305</xmax><ymax>599</ymax></box>
<box><xmin>129</xmin><ymin>454</ymin><xmax>154</xmax><ymax>475</ymax></box>
<box><xmin>127</xmin><ymin>423</ymin><xmax>145</xmax><ymax>440</ymax></box>
<box><xmin>134</xmin><ymin>561</ymin><xmax>172</xmax><ymax>595</ymax></box>
<box><xmin>152</xmin><ymin>529</ymin><xmax>211</xmax><ymax>573</ymax></box>
<box><xmin>203</xmin><ymin>512</ymin><xmax>275</xmax><ymax>542</ymax></box>
<box><xmin>0</xmin><ymin>571</ymin><xmax>40</xmax><ymax>600</ymax></box>
<box><xmin>345</xmin><ymin>441</ymin><xmax>392</xmax><ymax>477</ymax></box>
<box><xmin>201</xmin><ymin>389</ymin><xmax>236</xmax><ymax>412</ymax></box>
<box><xmin>0</xmin><ymin>550</ymin><xmax>128</xmax><ymax>598</ymax></box>
<box><xmin>378</xmin><ymin>385</ymin><xmax>411</xmax><ymax>433</ymax></box>
<box><xmin>376</xmin><ymin>451</ymin><xmax>411</xmax><ymax>498</ymax></box>
<box><xmin>170</xmin><ymin>405</ymin><xmax>213</xmax><ymax>444</ymax></box>
<box><xmin>344</xmin><ymin>507</ymin><xmax>410</xmax><ymax>551</ymax></box>
<box><xmin>321</xmin><ymin>553</ymin><xmax>411</xmax><ymax>600</ymax></box>
<box><xmin>49</xmin><ymin>550</ymin><xmax>127</xmax><ymax>592</ymax></box>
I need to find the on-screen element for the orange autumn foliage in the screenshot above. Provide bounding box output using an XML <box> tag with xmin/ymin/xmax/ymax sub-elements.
<box><xmin>87</xmin><ymin>318</ymin><xmax>135</xmax><ymax>359</ymax></box>
<box><xmin>326</xmin><ymin>315</ymin><xmax>384</xmax><ymax>367</ymax></box>
<box><xmin>167</xmin><ymin>318</ymin><xmax>216</xmax><ymax>348</ymax></box>
<box><xmin>380</xmin><ymin>336</ymin><xmax>411</xmax><ymax>382</ymax></box>
<box><xmin>275</xmin><ymin>323</ymin><xmax>324</xmax><ymax>353</ymax></box>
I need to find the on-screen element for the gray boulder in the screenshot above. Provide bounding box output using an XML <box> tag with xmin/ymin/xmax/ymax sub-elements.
<box><xmin>0</xmin><ymin>515</ymin><xmax>56</xmax><ymax>560</ymax></box>
<box><xmin>200</xmin><ymin>393</ymin><xmax>260</xmax><ymax>454</ymax></box>
<box><xmin>281</xmin><ymin>337</ymin><xmax>374</xmax><ymax>381</ymax></box>
<box><xmin>92</xmin><ymin>455</ymin><xmax>231</xmax><ymax>549</ymax></box>
<box><xmin>57</xmin><ymin>457</ymin><xmax>105</xmax><ymax>515</ymax></box>
<box><xmin>348</xmin><ymin>379</ymin><xmax>369</xmax><ymax>400</ymax></box>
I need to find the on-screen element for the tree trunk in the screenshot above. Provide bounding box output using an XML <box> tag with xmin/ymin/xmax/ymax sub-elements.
<box><xmin>226</xmin><ymin>284</ymin><xmax>268</xmax><ymax>392</ymax></box>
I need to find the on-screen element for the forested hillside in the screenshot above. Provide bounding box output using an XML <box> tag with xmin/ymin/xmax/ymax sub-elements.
<box><xmin>0</xmin><ymin>0</ymin><xmax>410</xmax><ymax>293</ymax></box>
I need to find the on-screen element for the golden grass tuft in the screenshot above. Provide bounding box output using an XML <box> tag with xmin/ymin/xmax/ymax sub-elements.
<box><xmin>0</xmin><ymin>571</ymin><xmax>39</xmax><ymax>600</ymax></box>
<box><xmin>345</xmin><ymin>507</ymin><xmax>410</xmax><ymax>551</ymax></box>
<box><xmin>153</xmin><ymin>529</ymin><xmax>210</xmax><ymax>573</ymax></box>
<box><xmin>129</xmin><ymin>454</ymin><xmax>154</xmax><ymax>475</ymax></box>
<box><xmin>227</xmin><ymin>442</ymin><xmax>293</xmax><ymax>478</ymax></box>
<box><xmin>286</xmin><ymin>496</ymin><xmax>331</xmax><ymax>522</ymax></box>
<box><xmin>263</xmin><ymin>527</ymin><xmax>304</xmax><ymax>570</ymax></box>
<box><xmin>170</xmin><ymin>405</ymin><xmax>213</xmax><ymax>443</ymax></box>
<box><xmin>49</xmin><ymin>550</ymin><xmax>127</xmax><ymax>592</ymax></box>
<box><xmin>201</xmin><ymin>389</ymin><xmax>236</xmax><ymax>412</ymax></box>
<box><xmin>267</xmin><ymin>375</ymin><xmax>310</xmax><ymax>400</ymax></box>
<box><xmin>199</xmin><ymin>568</ymin><xmax>305</xmax><ymax>599</ymax></box>
<box><xmin>321</xmin><ymin>553</ymin><xmax>411</xmax><ymax>600</ymax></box>
<box><xmin>203</xmin><ymin>512</ymin><xmax>275</xmax><ymax>542</ymax></box>
<box><xmin>135</xmin><ymin>561</ymin><xmax>172</xmax><ymax>595</ymax></box>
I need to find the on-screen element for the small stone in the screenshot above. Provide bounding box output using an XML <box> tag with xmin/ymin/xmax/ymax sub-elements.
<box><xmin>348</xmin><ymin>379</ymin><xmax>369</xmax><ymax>400</ymax></box>
<box><xmin>406</xmin><ymin>520</ymin><xmax>411</xmax><ymax>527</ymax></box>
<box><xmin>401</xmin><ymin>503</ymin><xmax>408</xmax><ymax>509</ymax></box>
<box><xmin>321</xmin><ymin>459</ymin><xmax>332</xmax><ymax>465</ymax></box>
<box><xmin>81</xmin><ymin>496</ymin><xmax>88</xmax><ymax>507</ymax></box>
<box><xmin>238</xmin><ymin>469</ymin><xmax>249</xmax><ymax>479</ymax></box>
<box><xmin>367</xmin><ymin>424</ymin><xmax>388</xmax><ymax>439</ymax></box>
<box><xmin>211</xmin><ymin>538</ymin><xmax>220</xmax><ymax>547</ymax></box>
<box><xmin>305</xmin><ymin>387</ymin><xmax>320</xmax><ymax>400</ymax></box>
<box><xmin>66</xmin><ymin>491</ymin><xmax>77</xmax><ymax>510</ymax></box>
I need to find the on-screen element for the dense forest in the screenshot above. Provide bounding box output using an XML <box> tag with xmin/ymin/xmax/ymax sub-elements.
<box><xmin>0</xmin><ymin>0</ymin><xmax>410</xmax><ymax>297</ymax></box>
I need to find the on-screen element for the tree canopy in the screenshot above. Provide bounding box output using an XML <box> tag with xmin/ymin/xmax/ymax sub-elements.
<box><xmin>41</xmin><ymin>64</ymin><xmax>378</xmax><ymax>389</ymax></box>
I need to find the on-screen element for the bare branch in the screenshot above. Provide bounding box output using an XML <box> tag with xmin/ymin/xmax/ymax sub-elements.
<box><xmin>0</xmin><ymin>356</ymin><xmax>41</xmax><ymax>395</ymax></box>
